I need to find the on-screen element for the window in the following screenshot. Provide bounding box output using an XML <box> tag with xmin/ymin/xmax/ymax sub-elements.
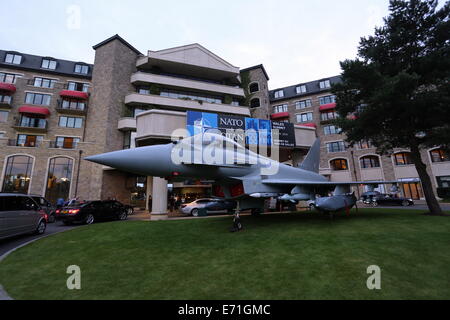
<box><xmin>5</xmin><ymin>53</ymin><xmax>22</xmax><ymax>64</ymax></box>
<box><xmin>123</xmin><ymin>131</ymin><xmax>137</xmax><ymax>149</ymax></box>
<box><xmin>59</xmin><ymin>116</ymin><xmax>83</xmax><ymax>128</ymax></box>
<box><xmin>360</xmin><ymin>155</ymin><xmax>381</xmax><ymax>168</ymax></box>
<box><xmin>41</xmin><ymin>59</ymin><xmax>57</xmax><ymax>70</ymax></box>
<box><xmin>249</xmin><ymin>82</ymin><xmax>259</xmax><ymax>93</ymax></box>
<box><xmin>319</xmin><ymin>95</ymin><xmax>336</xmax><ymax>105</ymax></box>
<box><xmin>330</xmin><ymin>159</ymin><xmax>348</xmax><ymax>170</ymax></box>
<box><xmin>273</xmin><ymin>104</ymin><xmax>288</xmax><ymax>113</ymax></box>
<box><xmin>17</xmin><ymin>134</ymin><xmax>43</xmax><ymax>147</ymax></box>
<box><xmin>430</xmin><ymin>148</ymin><xmax>449</xmax><ymax>163</ymax></box>
<box><xmin>67</xmin><ymin>82</ymin><xmax>89</xmax><ymax>92</ymax></box>
<box><xmin>296</xmin><ymin>112</ymin><xmax>313</xmax><ymax>123</ymax></box>
<box><xmin>274</xmin><ymin>90</ymin><xmax>284</xmax><ymax>99</ymax></box>
<box><xmin>0</xmin><ymin>95</ymin><xmax>12</xmax><ymax>104</ymax></box>
<box><xmin>60</xmin><ymin>99</ymin><xmax>86</xmax><ymax>111</ymax></box>
<box><xmin>320</xmin><ymin>110</ymin><xmax>338</xmax><ymax>121</ymax></box>
<box><xmin>33</xmin><ymin>77</ymin><xmax>56</xmax><ymax>89</ymax></box>
<box><xmin>1</xmin><ymin>155</ymin><xmax>34</xmax><ymax>193</ymax></box>
<box><xmin>55</xmin><ymin>137</ymin><xmax>80</xmax><ymax>149</ymax></box>
<box><xmin>357</xmin><ymin>140</ymin><xmax>374</xmax><ymax>149</ymax></box>
<box><xmin>19</xmin><ymin>115</ymin><xmax>46</xmax><ymax>129</ymax></box>
<box><xmin>319</xmin><ymin>79</ymin><xmax>331</xmax><ymax>89</ymax></box>
<box><xmin>160</xmin><ymin>89</ymin><xmax>222</xmax><ymax>104</ymax></box>
<box><xmin>74</xmin><ymin>64</ymin><xmax>89</xmax><ymax>74</ymax></box>
<box><xmin>436</xmin><ymin>176</ymin><xmax>450</xmax><ymax>188</ymax></box>
<box><xmin>25</xmin><ymin>92</ymin><xmax>51</xmax><ymax>106</ymax></box>
<box><xmin>394</xmin><ymin>152</ymin><xmax>413</xmax><ymax>165</ymax></box>
<box><xmin>295</xmin><ymin>99</ymin><xmax>312</xmax><ymax>109</ymax></box>
<box><xmin>0</xmin><ymin>72</ymin><xmax>19</xmax><ymax>83</ymax></box>
<box><xmin>0</xmin><ymin>111</ymin><xmax>8</xmax><ymax>123</ymax></box>
<box><xmin>250</xmin><ymin>98</ymin><xmax>260</xmax><ymax>108</ymax></box>
<box><xmin>327</xmin><ymin>141</ymin><xmax>346</xmax><ymax>153</ymax></box>
<box><xmin>45</xmin><ymin>157</ymin><xmax>74</xmax><ymax>204</ymax></box>
<box><xmin>323</xmin><ymin>125</ymin><xmax>341</xmax><ymax>135</ymax></box>
<box><xmin>295</xmin><ymin>85</ymin><xmax>307</xmax><ymax>94</ymax></box>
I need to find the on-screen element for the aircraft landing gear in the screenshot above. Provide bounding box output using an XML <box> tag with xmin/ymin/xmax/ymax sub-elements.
<box><xmin>230</xmin><ymin>202</ymin><xmax>243</xmax><ymax>232</ymax></box>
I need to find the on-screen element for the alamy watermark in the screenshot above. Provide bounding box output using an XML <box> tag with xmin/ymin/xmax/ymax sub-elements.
<box><xmin>170</xmin><ymin>128</ymin><xmax>282</xmax><ymax>175</ymax></box>
<box><xmin>66</xmin><ymin>265</ymin><xmax>81</xmax><ymax>290</ymax></box>
<box><xmin>366</xmin><ymin>265</ymin><xmax>381</xmax><ymax>290</ymax></box>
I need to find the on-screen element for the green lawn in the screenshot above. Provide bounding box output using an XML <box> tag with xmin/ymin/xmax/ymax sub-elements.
<box><xmin>1</xmin><ymin>209</ymin><xmax>450</xmax><ymax>300</ymax></box>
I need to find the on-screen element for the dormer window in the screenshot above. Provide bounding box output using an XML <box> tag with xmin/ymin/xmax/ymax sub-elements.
<box><xmin>274</xmin><ymin>90</ymin><xmax>284</xmax><ymax>99</ymax></box>
<box><xmin>74</xmin><ymin>64</ymin><xmax>89</xmax><ymax>74</ymax></box>
<box><xmin>319</xmin><ymin>79</ymin><xmax>331</xmax><ymax>89</ymax></box>
<box><xmin>296</xmin><ymin>85</ymin><xmax>307</xmax><ymax>94</ymax></box>
<box><xmin>41</xmin><ymin>58</ymin><xmax>57</xmax><ymax>70</ymax></box>
<box><xmin>5</xmin><ymin>53</ymin><xmax>22</xmax><ymax>65</ymax></box>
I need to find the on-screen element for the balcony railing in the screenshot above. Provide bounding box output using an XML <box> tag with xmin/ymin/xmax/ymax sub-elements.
<box><xmin>7</xmin><ymin>139</ymin><xmax>43</xmax><ymax>148</ymax></box>
<box><xmin>0</xmin><ymin>95</ymin><xmax>12</xmax><ymax>107</ymax></box>
<box><xmin>48</xmin><ymin>141</ymin><xmax>78</xmax><ymax>149</ymax></box>
<box><xmin>14</xmin><ymin>118</ymin><xmax>48</xmax><ymax>131</ymax></box>
<box><xmin>56</xmin><ymin>99</ymin><xmax>88</xmax><ymax>114</ymax></box>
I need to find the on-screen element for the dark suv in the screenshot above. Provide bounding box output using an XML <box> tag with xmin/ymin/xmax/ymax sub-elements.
<box><xmin>57</xmin><ymin>200</ymin><xmax>129</xmax><ymax>225</ymax></box>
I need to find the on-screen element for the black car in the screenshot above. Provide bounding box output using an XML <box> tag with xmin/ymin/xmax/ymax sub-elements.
<box><xmin>360</xmin><ymin>191</ymin><xmax>381</xmax><ymax>203</ymax></box>
<box><xmin>371</xmin><ymin>194</ymin><xmax>414</xmax><ymax>207</ymax></box>
<box><xmin>56</xmin><ymin>200</ymin><xmax>129</xmax><ymax>225</ymax></box>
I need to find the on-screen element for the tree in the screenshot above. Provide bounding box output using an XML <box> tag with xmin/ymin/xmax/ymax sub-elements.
<box><xmin>333</xmin><ymin>0</ymin><xmax>450</xmax><ymax>215</ymax></box>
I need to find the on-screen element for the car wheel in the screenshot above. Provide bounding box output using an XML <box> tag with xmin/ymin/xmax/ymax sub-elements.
<box><xmin>127</xmin><ymin>207</ymin><xmax>134</xmax><ymax>215</ymax></box>
<box><xmin>118</xmin><ymin>211</ymin><xmax>128</xmax><ymax>220</ymax></box>
<box><xmin>48</xmin><ymin>213</ymin><xmax>56</xmax><ymax>223</ymax></box>
<box><xmin>309</xmin><ymin>203</ymin><xmax>316</xmax><ymax>210</ymax></box>
<box><xmin>191</xmin><ymin>209</ymin><xmax>199</xmax><ymax>217</ymax></box>
<box><xmin>371</xmin><ymin>201</ymin><xmax>379</xmax><ymax>207</ymax></box>
<box><xmin>35</xmin><ymin>220</ymin><xmax>46</xmax><ymax>235</ymax></box>
<box><xmin>85</xmin><ymin>214</ymin><xmax>95</xmax><ymax>225</ymax></box>
<box><xmin>401</xmin><ymin>200</ymin><xmax>409</xmax><ymax>206</ymax></box>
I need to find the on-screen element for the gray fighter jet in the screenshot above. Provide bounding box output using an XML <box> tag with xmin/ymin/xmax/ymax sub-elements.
<box><xmin>85</xmin><ymin>133</ymin><xmax>393</xmax><ymax>220</ymax></box>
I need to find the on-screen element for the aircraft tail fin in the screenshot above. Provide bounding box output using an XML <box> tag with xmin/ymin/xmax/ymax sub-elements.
<box><xmin>298</xmin><ymin>138</ymin><xmax>320</xmax><ymax>173</ymax></box>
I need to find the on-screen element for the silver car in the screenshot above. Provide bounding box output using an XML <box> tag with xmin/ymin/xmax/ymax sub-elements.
<box><xmin>0</xmin><ymin>194</ymin><xmax>47</xmax><ymax>240</ymax></box>
<box><xmin>179</xmin><ymin>198</ymin><xmax>236</xmax><ymax>216</ymax></box>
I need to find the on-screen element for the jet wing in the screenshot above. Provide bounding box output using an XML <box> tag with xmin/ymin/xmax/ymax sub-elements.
<box><xmin>262</xmin><ymin>179</ymin><xmax>399</xmax><ymax>186</ymax></box>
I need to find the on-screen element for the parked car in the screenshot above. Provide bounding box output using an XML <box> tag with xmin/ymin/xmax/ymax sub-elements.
<box><xmin>371</xmin><ymin>194</ymin><xmax>414</xmax><ymax>207</ymax></box>
<box><xmin>30</xmin><ymin>195</ymin><xmax>57</xmax><ymax>223</ymax></box>
<box><xmin>360</xmin><ymin>191</ymin><xmax>382</xmax><ymax>203</ymax></box>
<box><xmin>56</xmin><ymin>200</ymin><xmax>129</xmax><ymax>225</ymax></box>
<box><xmin>0</xmin><ymin>193</ymin><xmax>47</xmax><ymax>240</ymax></box>
<box><xmin>180</xmin><ymin>198</ymin><xmax>236</xmax><ymax>216</ymax></box>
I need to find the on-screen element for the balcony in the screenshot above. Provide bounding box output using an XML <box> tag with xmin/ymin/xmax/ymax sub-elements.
<box><xmin>131</xmin><ymin>72</ymin><xmax>245</xmax><ymax>97</ymax></box>
<box><xmin>56</xmin><ymin>99</ymin><xmax>88</xmax><ymax>115</ymax></box>
<box><xmin>13</xmin><ymin>119</ymin><xmax>48</xmax><ymax>133</ymax></box>
<box><xmin>0</xmin><ymin>95</ymin><xmax>12</xmax><ymax>108</ymax></box>
<box><xmin>48</xmin><ymin>141</ymin><xmax>78</xmax><ymax>149</ymax></box>
<box><xmin>118</xmin><ymin>117</ymin><xmax>137</xmax><ymax>131</ymax></box>
<box><xmin>7</xmin><ymin>139</ymin><xmax>43</xmax><ymax>148</ymax></box>
<box><xmin>125</xmin><ymin>93</ymin><xmax>250</xmax><ymax>116</ymax></box>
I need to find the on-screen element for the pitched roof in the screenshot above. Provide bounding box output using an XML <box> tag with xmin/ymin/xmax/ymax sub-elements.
<box><xmin>240</xmin><ymin>64</ymin><xmax>270</xmax><ymax>80</ymax></box>
<box><xmin>269</xmin><ymin>75</ymin><xmax>341</xmax><ymax>102</ymax></box>
<box><xmin>0</xmin><ymin>50</ymin><xmax>93</xmax><ymax>79</ymax></box>
<box><xmin>92</xmin><ymin>34</ymin><xmax>142</xmax><ymax>55</ymax></box>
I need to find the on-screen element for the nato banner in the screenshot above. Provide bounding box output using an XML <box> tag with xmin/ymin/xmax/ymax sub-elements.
<box><xmin>186</xmin><ymin>111</ymin><xmax>295</xmax><ymax>147</ymax></box>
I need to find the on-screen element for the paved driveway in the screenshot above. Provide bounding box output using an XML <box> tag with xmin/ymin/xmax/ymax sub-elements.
<box><xmin>0</xmin><ymin>222</ymin><xmax>77</xmax><ymax>256</ymax></box>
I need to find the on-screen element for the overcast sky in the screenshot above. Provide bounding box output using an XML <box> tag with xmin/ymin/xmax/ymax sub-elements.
<box><xmin>1</xmin><ymin>0</ymin><xmax>393</xmax><ymax>89</ymax></box>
